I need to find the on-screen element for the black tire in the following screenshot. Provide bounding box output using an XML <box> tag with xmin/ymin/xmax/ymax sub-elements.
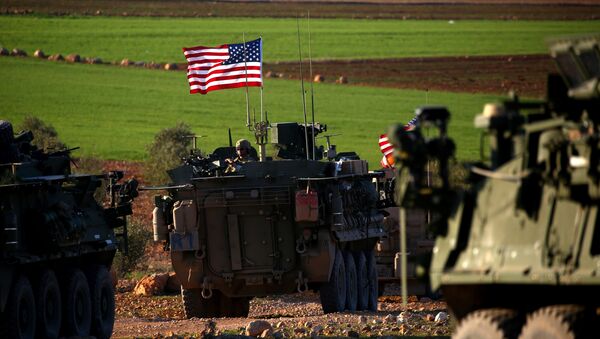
<box><xmin>353</xmin><ymin>251</ymin><xmax>369</xmax><ymax>311</ymax></box>
<box><xmin>364</xmin><ymin>249</ymin><xmax>379</xmax><ymax>311</ymax></box>
<box><xmin>88</xmin><ymin>266</ymin><xmax>115</xmax><ymax>339</ymax></box>
<box><xmin>4</xmin><ymin>275</ymin><xmax>36</xmax><ymax>339</ymax></box>
<box><xmin>319</xmin><ymin>247</ymin><xmax>346</xmax><ymax>314</ymax></box>
<box><xmin>181</xmin><ymin>287</ymin><xmax>220</xmax><ymax>318</ymax></box>
<box><xmin>220</xmin><ymin>294</ymin><xmax>251</xmax><ymax>317</ymax></box>
<box><xmin>62</xmin><ymin>269</ymin><xmax>92</xmax><ymax>337</ymax></box>
<box><xmin>343</xmin><ymin>250</ymin><xmax>358</xmax><ymax>311</ymax></box>
<box><xmin>519</xmin><ymin>305</ymin><xmax>592</xmax><ymax>339</ymax></box>
<box><xmin>454</xmin><ymin>308</ymin><xmax>520</xmax><ymax>339</ymax></box>
<box><xmin>35</xmin><ymin>270</ymin><xmax>61</xmax><ymax>339</ymax></box>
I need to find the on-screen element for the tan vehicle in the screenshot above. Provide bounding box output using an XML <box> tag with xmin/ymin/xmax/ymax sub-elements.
<box><xmin>151</xmin><ymin>122</ymin><xmax>388</xmax><ymax>317</ymax></box>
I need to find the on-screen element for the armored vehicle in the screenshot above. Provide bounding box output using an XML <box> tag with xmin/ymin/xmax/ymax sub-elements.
<box><xmin>390</xmin><ymin>35</ymin><xmax>600</xmax><ymax>338</ymax></box>
<box><xmin>152</xmin><ymin>122</ymin><xmax>387</xmax><ymax>317</ymax></box>
<box><xmin>0</xmin><ymin>121</ymin><xmax>137</xmax><ymax>339</ymax></box>
<box><xmin>373</xmin><ymin>169</ymin><xmax>434</xmax><ymax>296</ymax></box>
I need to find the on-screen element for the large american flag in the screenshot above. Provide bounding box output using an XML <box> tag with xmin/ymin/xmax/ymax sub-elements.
<box><xmin>183</xmin><ymin>38</ymin><xmax>262</xmax><ymax>94</ymax></box>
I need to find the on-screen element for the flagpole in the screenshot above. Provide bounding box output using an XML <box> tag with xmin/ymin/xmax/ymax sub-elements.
<box><xmin>307</xmin><ymin>11</ymin><xmax>316</xmax><ymax>160</ymax></box>
<box><xmin>243</xmin><ymin>33</ymin><xmax>251</xmax><ymax>128</ymax></box>
<box><xmin>297</xmin><ymin>16</ymin><xmax>309</xmax><ymax>161</ymax></box>
<box><xmin>260</xmin><ymin>36</ymin><xmax>264</xmax><ymax>122</ymax></box>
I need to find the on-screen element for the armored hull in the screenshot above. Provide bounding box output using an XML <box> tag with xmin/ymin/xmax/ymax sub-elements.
<box><xmin>153</xmin><ymin>126</ymin><xmax>388</xmax><ymax>317</ymax></box>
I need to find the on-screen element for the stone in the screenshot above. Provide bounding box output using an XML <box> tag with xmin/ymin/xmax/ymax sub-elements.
<box><xmin>120</xmin><ymin>58</ymin><xmax>133</xmax><ymax>66</ymax></box>
<box><xmin>358</xmin><ymin>315</ymin><xmax>367</xmax><ymax>324</ymax></box>
<box><xmin>0</xmin><ymin>47</ymin><xmax>9</xmax><ymax>56</ymax></box>
<box><xmin>11</xmin><ymin>48</ymin><xmax>27</xmax><ymax>57</ymax></box>
<box><xmin>293</xmin><ymin>328</ymin><xmax>306</xmax><ymax>335</ymax></box>
<box><xmin>164</xmin><ymin>63</ymin><xmax>178</xmax><ymax>70</ymax></box>
<box><xmin>85</xmin><ymin>57</ymin><xmax>102</xmax><ymax>64</ymax></box>
<box><xmin>259</xmin><ymin>328</ymin><xmax>273</xmax><ymax>338</ymax></box>
<box><xmin>345</xmin><ymin>329</ymin><xmax>359</xmax><ymax>338</ymax></box>
<box><xmin>165</xmin><ymin>272</ymin><xmax>181</xmax><ymax>293</ymax></box>
<box><xmin>425</xmin><ymin>313</ymin><xmax>435</xmax><ymax>322</ymax></box>
<box><xmin>313</xmin><ymin>74</ymin><xmax>324</xmax><ymax>82</ymax></box>
<box><xmin>265</xmin><ymin>71</ymin><xmax>274</xmax><ymax>78</ymax></box>
<box><xmin>335</xmin><ymin>76</ymin><xmax>348</xmax><ymax>84</ymax></box>
<box><xmin>48</xmin><ymin>54</ymin><xmax>64</xmax><ymax>61</ymax></box>
<box><xmin>310</xmin><ymin>325</ymin><xmax>323</xmax><ymax>338</ymax></box>
<box><xmin>133</xmin><ymin>273</ymin><xmax>169</xmax><ymax>296</ymax></box>
<box><xmin>434</xmin><ymin>311</ymin><xmax>448</xmax><ymax>323</ymax></box>
<box><xmin>33</xmin><ymin>49</ymin><xmax>45</xmax><ymax>58</ymax></box>
<box><xmin>383</xmin><ymin>314</ymin><xmax>396</xmax><ymax>324</ymax></box>
<box><xmin>246</xmin><ymin>320</ymin><xmax>273</xmax><ymax>337</ymax></box>
<box><xmin>65</xmin><ymin>54</ymin><xmax>81</xmax><ymax>63</ymax></box>
<box><xmin>134</xmin><ymin>61</ymin><xmax>146</xmax><ymax>67</ymax></box>
<box><xmin>419</xmin><ymin>297</ymin><xmax>432</xmax><ymax>303</ymax></box>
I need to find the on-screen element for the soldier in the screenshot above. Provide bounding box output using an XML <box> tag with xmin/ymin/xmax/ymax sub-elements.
<box><xmin>225</xmin><ymin>139</ymin><xmax>256</xmax><ymax>173</ymax></box>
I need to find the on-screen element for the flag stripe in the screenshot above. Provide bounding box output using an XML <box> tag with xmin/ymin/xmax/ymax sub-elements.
<box><xmin>190</xmin><ymin>81</ymin><xmax>263</xmax><ymax>94</ymax></box>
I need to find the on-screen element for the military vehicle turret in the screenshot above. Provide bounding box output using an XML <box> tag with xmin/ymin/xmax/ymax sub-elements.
<box><xmin>0</xmin><ymin>121</ymin><xmax>137</xmax><ymax>339</ymax></box>
<box><xmin>390</xmin><ymin>35</ymin><xmax>600</xmax><ymax>338</ymax></box>
<box><xmin>151</xmin><ymin>121</ymin><xmax>387</xmax><ymax>317</ymax></box>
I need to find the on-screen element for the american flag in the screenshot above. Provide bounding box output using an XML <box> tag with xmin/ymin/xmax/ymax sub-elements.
<box><xmin>378</xmin><ymin>116</ymin><xmax>418</xmax><ymax>168</ymax></box>
<box><xmin>379</xmin><ymin>134</ymin><xmax>395</xmax><ymax>168</ymax></box>
<box><xmin>183</xmin><ymin>38</ymin><xmax>262</xmax><ymax>94</ymax></box>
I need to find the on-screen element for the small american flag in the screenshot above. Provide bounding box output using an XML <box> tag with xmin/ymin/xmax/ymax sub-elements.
<box><xmin>183</xmin><ymin>38</ymin><xmax>262</xmax><ymax>94</ymax></box>
<box><xmin>379</xmin><ymin>134</ymin><xmax>395</xmax><ymax>168</ymax></box>
<box><xmin>378</xmin><ymin>116</ymin><xmax>418</xmax><ymax>168</ymax></box>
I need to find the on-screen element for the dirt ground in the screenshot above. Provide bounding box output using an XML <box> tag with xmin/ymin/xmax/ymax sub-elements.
<box><xmin>2</xmin><ymin>0</ymin><xmax>599</xmax><ymax>20</ymax></box>
<box><xmin>113</xmin><ymin>284</ymin><xmax>451</xmax><ymax>338</ymax></box>
<box><xmin>264</xmin><ymin>54</ymin><xmax>556</xmax><ymax>98</ymax></box>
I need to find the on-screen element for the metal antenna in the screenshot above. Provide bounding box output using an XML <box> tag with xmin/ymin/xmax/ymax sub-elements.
<box><xmin>308</xmin><ymin>11</ymin><xmax>316</xmax><ymax>160</ymax></box>
<box><xmin>243</xmin><ymin>33</ymin><xmax>251</xmax><ymax>128</ymax></box>
<box><xmin>228</xmin><ymin>128</ymin><xmax>233</xmax><ymax>147</ymax></box>
<box><xmin>297</xmin><ymin>15</ymin><xmax>309</xmax><ymax>160</ymax></box>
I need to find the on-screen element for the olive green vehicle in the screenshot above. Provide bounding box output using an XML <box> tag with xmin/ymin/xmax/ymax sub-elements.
<box><xmin>390</xmin><ymin>35</ymin><xmax>600</xmax><ymax>338</ymax></box>
<box><xmin>0</xmin><ymin>121</ymin><xmax>137</xmax><ymax>339</ymax></box>
<box><xmin>152</xmin><ymin>122</ymin><xmax>387</xmax><ymax>317</ymax></box>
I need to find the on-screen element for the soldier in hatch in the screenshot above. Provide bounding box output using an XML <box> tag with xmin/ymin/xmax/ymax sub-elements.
<box><xmin>225</xmin><ymin>139</ymin><xmax>256</xmax><ymax>173</ymax></box>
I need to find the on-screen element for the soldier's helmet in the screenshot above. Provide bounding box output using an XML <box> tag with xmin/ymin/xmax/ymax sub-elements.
<box><xmin>236</xmin><ymin>139</ymin><xmax>251</xmax><ymax>151</ymax></box>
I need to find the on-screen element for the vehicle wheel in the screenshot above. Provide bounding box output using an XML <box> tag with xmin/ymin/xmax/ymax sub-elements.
<box><xmin>220</xmin><ymin>294</ymin><xmax>250</xmax><ymax>317</ymax></box>
<box><xmin>454</xmin><ymin>308</ymin><xmax>520</xmax><ymax>339</ymax></box>
<box><xmin>343</xmin><ymin>250</ymin><xmax>358</xmax><ymax>311</ymax></box>
<box><xmin>353</xmin><ymin>251</ymin><xmax>369</xmax><ymax>310</ymax></box>
<box><xmin>4</xmin><ymin>275</ymin><xmax>36</xmax><ymax>339</ymax></box>
<box><xmin>181</xmin><ymin>287</ymin><xmax>220</xmax><ymax>318</ymax></box>
<box><xmin>62</xmin><ymin>269</ymin><xmax>92</xmax><ymax>336</ymax></box>
<box><xmin>88</xmin><ymin>266</ymin><xmax>115</xmax><ymax>339</ymax></box>
<box><xmin>519</xmin><ymin>305</ymin><xmax>591</xmax><ymax>339</ymax></box>
<box><xmin>36</xmin><ymin>270</ymin><xmax>61</xmax><ymax>339</ymax></box>
<box><xmin>319</xmin><ymin>247</ymin><xmax>346</xmax><ymax>313</ymax></box>
<box><xmin>364</xmin><ymin>249</ymin><xmax>379</xmax><ymax>311</ymax></box>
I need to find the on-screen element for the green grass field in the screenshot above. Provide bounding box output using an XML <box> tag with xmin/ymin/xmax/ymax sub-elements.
<box><xmin>1</xmin><ymin>16</ymin><xmax>598</xmax><ymax>63</ymax></box>
<box><xmin>1</xmin><ymin>57</ymin><xmax>499</xmax><ymax>165</ymax></box>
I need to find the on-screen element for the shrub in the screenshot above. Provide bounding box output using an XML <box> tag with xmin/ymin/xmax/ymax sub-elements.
<box><xmin>17</xmin><ymin>116</ymin><xmax>67</xmax><ymax>151</ymax></box>
<box><xmin>112</xmin><ymin>220</ymin><xmax>151</xmax><ymax>277</ymax></box>
<box><xmin>144</xmin><ymin>122</ymin><xmax>193</xmax><ymax>185</ymax></box>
